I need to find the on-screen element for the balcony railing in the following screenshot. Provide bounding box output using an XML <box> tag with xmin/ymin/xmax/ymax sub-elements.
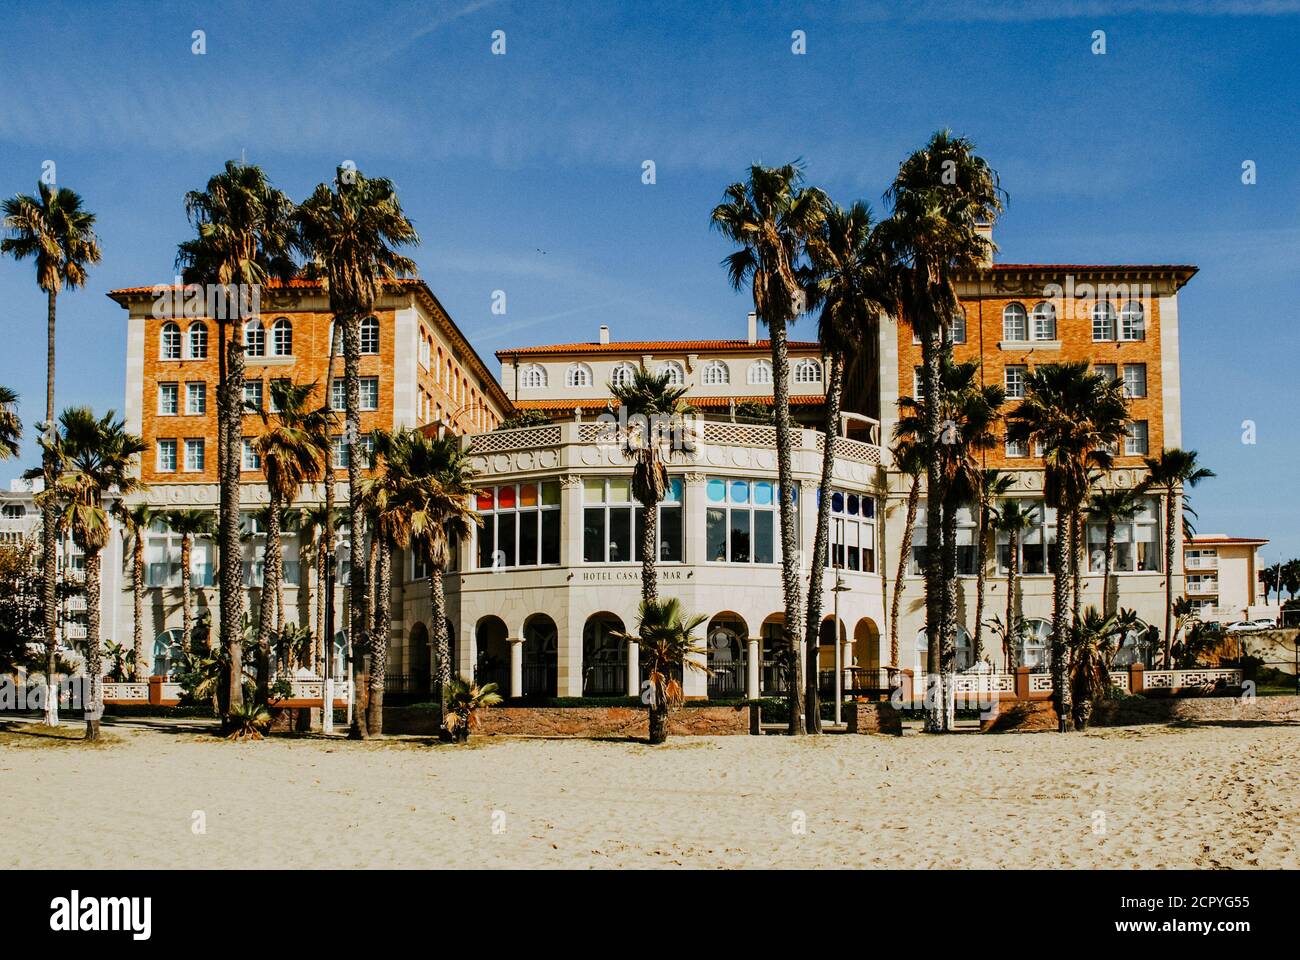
<box><xmin>1187</xmin><ymin>581</ymin><xmax>1219</xmax><ymax>595</ymax></box>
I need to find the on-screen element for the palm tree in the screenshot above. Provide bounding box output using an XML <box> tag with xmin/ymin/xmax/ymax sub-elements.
<box><xmin>878</xmin><ymin>131</ymin><xmax>1004</xmax><ymax>732</ymax></box>
<box><xmin>801</xmin><ymin>200</ymin><xmax>896</xmax><ymax>732</ymax></box>
<box><xmin>299</xmin><ymin>501</ymin><xmax>333</xmax><ymax>671</ymax></box>
<box><xmin>993</xmin><ymin>499</ymin><xmax>1035</xmax><ymax>670</ymax></box>
<box><xmin>887</xmin><ymin>434</ymin><xmax>927</xmax><ymax>670</ymax></box>
<box><xmin>711</xmin><ymin>163</ymin><xmax>828</xmax><ymax>735</ymax></box>
<box><xmin>175</xmin><ymin>161</ymin><xmax>297</xmax><ymax>726</ymax></box>
<box><xmin>608</xmin><ymin>369</ymin><xmax>692</xmax><ymax>609</ymax></box>
<box><xmin>615</xmin><ymin>598</ymin><xmax>710</xmax><ymax>745</ymax></box>
<box><xmin>163</xmin><ymin>510</ymin><xmax>214</xmax><ymax>658</ymax></box>
<box><xmin>1143</xmin><ymin>448</ymin><xmax>1215</xmax><ymax>668</ymax></box>
<box><xmin>1087</xmin><ymin>486</ymin><xmax>1145</xmax><ymax>615</ymax></box>
<box><xmin>442</xmin><ymin>676</ymin><xmax>503</xmax><ymax>744</ymax></box>
<box><xmin>114</xmin><ymin>502</ymin><xmax>153</xmax><ymax>679</ymax></box>
<box><xmin>0</xmin><ymin>386</ymin><xmax>20</xmax><ymax>459</ymax></box>
<box><xmin>3</xmin><ymin>183</ymin><xmax>102</xmax><ymax>726</ymax></box>
<box><xmin>295</xmin><ymin>167</ymin><xmax>419</xmax><ymax>738</ymax></box>
<box><xmin>1007</xmin><ymin>361</ymin><xmax>1129</xmax><ymax>731</ymax></box>
<box><xmin>403</xmin><ymin>432</ymin><xmax>480</xmax><ymax>729</ymax></box>
<box><xmin>252</xmin><ymin>379</ymin><xmax>330</xmax><ymax>702</ymax></box>
<box><xmin>1260</xmin><ymin>562</ymin><xmax>1282</xmax><ymax>605</ymax></box>
<box><xmin>1069</xmin><ymin>606</ymin><xmax>1120</xmax><ymax>731</ymax></box>
<box><xmin>972</xmin><ymin>469</ymin><xmax>1015</xmax><ymax>666</ymax></box>
<box><xmin>38</xmin><ymin>407</ymin><xmax>145</xmax><ymax>740</ymax></box>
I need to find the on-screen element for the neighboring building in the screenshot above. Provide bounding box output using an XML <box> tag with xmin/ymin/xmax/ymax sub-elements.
<box><xmin>106</xmin><ymin>278</ymin><xmax>510</xmax><ymax>675</ymax></box>
<box><xmin>1183</xmin><ymin>534</ymin><xmax>1275</xmax><ymax>624</ymax></box>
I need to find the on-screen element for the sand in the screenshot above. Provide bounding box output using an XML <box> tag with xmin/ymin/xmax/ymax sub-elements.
<box><xmin>2</xmin><ymin>718</ymin><xmax>1296</xmax><ymax>869</ymax></box>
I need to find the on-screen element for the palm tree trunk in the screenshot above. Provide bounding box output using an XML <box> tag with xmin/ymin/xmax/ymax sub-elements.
<box><xmin>920</xmin><ymin>327</ymin><xmax>943</xmax><ymax>732</ymax></box>
<box><xmin>768</xmin><ymin>313</ymin><xmax>805</xmax><ymax>735</ymax></box>
<box><xmin>181</xmin><ymin>535</ymin><xmax>194</xmax><ymax>654</ymax></box>
<box><xmin>972</xmin><ymin>502</ymin><xmax>988</xmax><ymax>665</ymax></box>
<box><xmin>41</xmin><ymin>288</ymin><xmax>59</xmax><ymax>725</ymax></box>
<box><xmin>1070</xmin><ymin>510</ymin><xmax>1083</xmax><ymax>625</ymax></box>
<box><xmin>1005</xmin><ymin>529</ymin><xmax>1018</xmax><ymax>670</ymax></box>
<box><xmin>83</xmin><ymin>549</ymin><xmax>102</xmax><ymax>741</ymax></box>
<box><xmin>342</xmin><ymin>312</ymin><xmax>369</xmax><ymax>739</ymax></box>
<box><xmin>1102</xmin><ymin>520</ymin><xmax>1116</xmax><ymax>616</ymax></box>
<box><xmin>365</xmin><ymin>529</ymin><xmax>377</xmax><ymax>638</ymax></box>
<box><xmin>132</xmin><ymin>536</ymin><xmax>147</xmax><ymax>680</ymax></box>
<box><xmin>1163</xmin><ymin>488</ymin><xmax>1176</xmax><ymax>669</ymax></box>
<box><xmin>889</xmin><ymin>476</ymin><xmax>919</xmax><ymax>669</ymax></box>
<box><xmin>939</xmin><ymin>495</ymin><xmax>959</xmax><ymax>731</ymax></box>
<box><xmin>315</xmin><ymin>534</ymin><xmax>327</xmax><ymax>674</ymax></box>
<box><xmin>1050</xmin><ymin>502</ymin><xmax>1073</xmax><ymax>732</ymax></box>
<box><xmin>640</xmin><ymin>493</ymin><xmax>659</xmax><ymax>607</ymax></box>
<box><xmin>804</xmin><ymin>352</ymin><xmax>843</xmax><ymax>734</ymax></box>
<box><xmin>367</xmin><ymin>540</ymin><xmax>391</xmax><ymax>734</ymax></box>
<box><xmin>219</xmin><ymin>328</ymin><xmax>246</xmax><ymax>724</ymax></box>
<box><xmin>256</xmin><ymin>492</ymin><xmax>280</xmax><ymax>703</ymax></box>
<box><xmin>428</xmin><ymin>564</ymin><xmax>451</xmax><ymax>731</ymax></box>
<box><xmin>648</xmin><ymin>694</ymin><xmax>668</xmax><ymax>745</ymax></box>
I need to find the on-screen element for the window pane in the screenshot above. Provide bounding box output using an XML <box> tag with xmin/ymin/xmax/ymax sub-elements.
<box><xmin>497</xmin><ymin>485</ymin><xmax>517</xmax><ymax>510</ymax></box>
<box><xmin>541</xmin><ymin>510</ymin><xmax>560</xmax><ymax>565</ymax></box>
<box><xmin>497</xmin><ymin>513</ymin><xmax>517</xmax><ymax>567</ymax></box>
<box><xmin>706</xmin><ymin>508</ymin><xmax>727</xmax><ymax>561</ymax></box>
<box><xmin>583</xmin><ymin>509</ymin><xmax>605</xmax><ymax>562</ymax></box>
<box><xmin>518</xmin><ymin>482</ymin><xmax>538</xmax><ymax>507</ymax></box>
<box><xmin>478</xmin><ymin>518</ymin><xmax>495</xmax><ymax>569</ymax></box>
<box><xmin>519</xmin><ymin>511</ymin><xmax>538</xmax><ymax>565</ymax></box>
<box><xmin>584</xmin><ymin>479</ymin><xmax>606</xmax><ymax>502</ymax></box>
<box><xmin>609</xmin><ymin>508</ymin><xmax>631</xmax><ymax>562</ymax></box>
<box><xmin>541</xmin><ymin>481</ymin><xmax>560</xmax><ymax>506</ymax></box>
<box><xmin>706</xmin><ymin>479</ymin><xmax>726</xmax><ymax>503</ymax></box>
<box><xmin>754</xmin><ymin>511</ymin><xmax>774</xmax><ymax>564</ymax></box>
<box><xmin>660</xmin><ymin>505</ymin><xmax>682</xmax><ymax>562</ymax></box>
<box><xmin>729</xmin><ymin>509</ymin><xmax>751</xmax><ymax>562</ymax></box>
<box><xmin>608</xmin><ymin>478</ymin><xmax>630</xmax><ymax>504</ymax></box>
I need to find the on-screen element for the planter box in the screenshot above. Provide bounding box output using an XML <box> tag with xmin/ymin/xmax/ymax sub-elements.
<box><xmin>844</xmin><ymin>701</ymin><xmax>902</xmax><ymax>735</ymax></box>
<box><xmin>382</xmin><ymin>704</ymin><xmax>750</xmax><ymax>737</ymax></box>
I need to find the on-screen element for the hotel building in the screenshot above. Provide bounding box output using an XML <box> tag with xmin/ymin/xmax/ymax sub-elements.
<box><xmin>1183</xmin><ymin>533</ymin><xmax>1274</xmax><ymax>625</ymax></box>
<box><xmin>91</xmin><ymin>241</ymin><xmax>1203</xmax><ymax>700</ymax></box>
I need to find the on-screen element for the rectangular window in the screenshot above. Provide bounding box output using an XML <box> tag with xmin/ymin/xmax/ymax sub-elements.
<box><xmin>1004</xmin><ymin>365</ymin><xmax>1026</xmax><ymax>399</ymax></box>
<box><xmin>157</xmin><ymin>382</ymin><xmax>178</xmax><ymax>416</ymax></box>
<box><xmin>913</xmin><ymin>367</ymin><xmax>924</xmax><ymax>400</ymax></box>
<box><xmin>242</xmin><ymin>438</ymin><xmax>260</xmax><ymax>471</ymax></box>
<box><xmin>268</xmin><ymin>378</ymin><xmax>289</xmax><ymax>412</ymax></box>
<box><xmin>994</xmin><ymin>500</ymin><xmax>1059</xmax><ymax>576</ymax></box>
<box><xmin>581</xmin><ymin>477</ymin><xmax>683</xmax><ymax>563</ymax></box>
<box><xmin>185</xmin><ymin>382</ymin><xmax>206</xmax><ymax>415</ymax></box>
<box><xmin>1005</xmin><ymin>437</ymin><xmax>1027</xmax><ymax>458</ymax></box>
<box><xmin>330</xmin><ymin>379</ymin><xmax>346</xmax><ymax>411</ymax></box>
<box><xmin>907</xmin><ymin>503</ymin><xmax>975</xmax><ymax>576</ymax></box>
<box><xmin>1122</xmin><ymin>363</ymin><xmax>1147</xmax><ymax>398</ymax></box>
<box><xmin>243</xmin><ymin>379</ymin><xmax>263</xmax><ymax>411</ymax></box>
<box><xmin>331</xmin><ymin>434</ymin><xmax>374</xmax><ymax>469</ymax></box>
<box><xmin>359</xmin><ymin>377</ymin><xmax>379</xmax><ymax>411</ymax></box>
<box><xmin>474</xmin><ymin>481</ymin><xmax>561</xmax><ymax>569</ymax></box>
<box><xmin>157</xmin><ymin>439</ymin><xmax>177</xmax><ymax>472</ymax></box>
<box><xmin>184</xmin><ymin>438</ymin><xmax>205</xmax><ymax>472</ymax></box>
<box><xmin>704</xmin><ymin>477</ymin><xmax>790</xmax><ymax>565</ymax></box>
<box><xmin>948</xmin><ymin>313</ymin><xmax>966</xmax><ymax>344</ymax></box>
<box><xmin>825</xmin><ymin>490</ymin><xmax>876</xmax><ymax>573</ymax></box>
<box><xmin>1087</xmin><ymin>496</ymin><xmax>1161</xmax><ymax>573</ymax></box>
<box><xmin>1095</xmin><ymin>363</ymin><xmax>1117</xmax><ymax>385</ymax></box>
<box><xmin>1125</xmin><ymin>420</ymin><xmax>1149</xmax><ymax>456</ymax></box>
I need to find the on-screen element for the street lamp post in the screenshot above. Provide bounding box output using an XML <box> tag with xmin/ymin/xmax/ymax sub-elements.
<box><xmin>831</xmin><ymin>517</ymin><xmax>850</xmax><ymax>727</ymax></box>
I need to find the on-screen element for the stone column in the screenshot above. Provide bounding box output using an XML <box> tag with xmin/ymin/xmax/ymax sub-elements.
<box><xmin>621</xmin><ymin>638</ymin><xmax>638</xmax><ymax>698</ymax></box>
<box><xmin>459</xmin><ymin>618</ymin><xmax>476</xmax><ymax>686</ymax></box>
<box><xmin>560</xmin><ymin>474</ymin><xmax>585</xmax><ymax>568</ymax></box>
<box><xmin>682</xmin><ymin>472</ymin><xmax>707</xmax><ymax>565</ymax></box>
<box><xmin>746</xmin><ymin>637</ymin><xmax>760</xmax><ymax>699</ymax></box>
<box><xmin>557</xmin><ymin>619</ymin><xmax>583</xmax><ymax>698</ymax></box>
<box><xmin>509</xmin><ymin>637</ymin><xmax>523</xmax><ymax>699</ymax></box>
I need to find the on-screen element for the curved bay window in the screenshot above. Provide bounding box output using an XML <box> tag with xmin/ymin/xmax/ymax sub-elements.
<box><xmin>705</xmin><ymin>478</ymin><xmax>793</xmax><ymax>565</ymax></box>
<box><xmin>583</xmin><ymin>477</ymin><xmax>683</xmax><ymax>563</ymax></box>
<box><xmin>826</xmin><ymin>489</ymin><xmax>876</xmax><ymax>572</ymax></box>
<box><xmin>475</xmin><ymin>481</ymin><xmax>561</xmax><ymax>569</ymax></box>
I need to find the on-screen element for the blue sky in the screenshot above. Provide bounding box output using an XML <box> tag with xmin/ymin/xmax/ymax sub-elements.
<box><xmin>1</xmin><ymin>0</ymin><xmax>1297</xmax><ymax>560</ymax></box>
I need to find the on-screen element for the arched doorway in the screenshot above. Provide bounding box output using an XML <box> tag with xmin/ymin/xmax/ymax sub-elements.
<box><xmin>522</xmin><ymin>614</ymin><xmax>559</xmax><ymax>699</ymax></box>
<box><xmin>817</xmin><ymin>617</ymin><xmax>845</xmax><ymax>698</ymax></box>
<box><xmin>152</xmin><ymin>629</ymin><xmax>184</xmax><ymax>678</ymax></box>
<box><xmin>1112</xmin><ymin>618</ymin><xmax>1151</xmax><ymax>667</ymax></box>
<box><xmin>408</xmin><ymin>622</ymin><xmax>431</xmax><ymax>698</ymax></box>
<box><xmin>706</xmin><ymin>613</ymin><xmax>748</xmax><ymax>698</ymax></box>
<box><xmin>759</xmin><ymin>614</ymin><xmax>789</xmax><ymax>695</ymax></box>
<box><xmin>475</xmin><ymin>616</ymin><xmax>510</xmax><ymax>692</ymax></box>
<box><xmin>1015</xmin><ymin>619</ymin><xmax>1052</xmax><ymax>671</ymax></box>
<box><xmin>583</xmin><ymin>612</ymin><xmax>626</xmax><ymax>696</ymax></box>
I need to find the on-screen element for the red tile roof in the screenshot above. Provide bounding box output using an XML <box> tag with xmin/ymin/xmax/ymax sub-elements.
<box><xmin>1185</xmin><ymin>535</ymin><xmax>1269</xmax><ymax>545</ymax></box>
<box><xmin>107</xmin><ymin>277</ymin><xmax>425</xmax><ymax>298</ymax></box>
<box><xmin>496</xmin><ymin>340</ymin><xmax>819</xmax><ymax>358</ymax></box>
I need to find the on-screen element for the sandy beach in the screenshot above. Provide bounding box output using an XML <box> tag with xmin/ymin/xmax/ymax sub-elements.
<box><xmin>2</xmin><ymin>719</ymin><xmax>1296</xmax><ymax>869</ymax></box>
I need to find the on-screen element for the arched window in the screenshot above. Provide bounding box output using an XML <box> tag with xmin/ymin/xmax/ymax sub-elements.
<box><xmin>1016</xmin><ymin>619</ymin><xmax>1053</xmax><ymax>670</ymax></box>
<box><xmin>793</xmin><ymin>358</ymin><xmax>822</xmax><ymax>384</ymax></box>
<box><xmin>271</xmin><ymin>317</ymin><xmax>292</xmax><ymax>356</ymax></box>
<box><xmin>187</xmin><ymin>321</ymin><xmax>208</xmax><ymax>359</ymax></box>
<box><xmin>519</xmin><ymin>363</ymin><xmax>547</xmax><ymax>389</ymax></box>
<box><xmin>566</xmin><ymin>363</ymin><xmax>593</xmax><ymax>388</ymax></box>
<box><xmin>1031</xmin><ymin>301</ymin><xmax>1056</xmax><ymax>341</ymax></box>
<box><xmin>748</xmin><ymin>359</ymin><xmax>773</xmax><ymax>385</ymax></box>
<box><xmin>1002</xmin><ymin>303</ymin><xmax>1028</xmax><ymax>342</ymax></box>
<box><xmin>160</xmin><ymin>322</ymin><xmax>181</xmax><ymax>360</ymax></box>
<box><xmin>1120</xmin><ymin>301</ymin><xmax>1145</xmax><ymax>341</ymax></box>
<box><xmin>701</xmin><ymin>360</ymin><xmax>730</xmax><ymax>385</ymax></box>
<box><xmin>360</xmin><ymin>316</ymin><xmax>379</xmax><ymax>354</ymax></box>
<box><xmin>657</xmin><ymin>360</ymin><xmax>685</xmax><ymax>386</ymax></box>
<box><xmin>609</xmin><ymin>362</ymin><xmax>637</xmax><ymax>388</ymax></box>
<box><xmin>244</xmin><ymin>320</ymin><xmax>265</xmax><ymax>357</ymax></box>
<box><xmin>1092</xmin><ymin>301</ymin><xmax>1117</xmax><ymax>341</ymax></box>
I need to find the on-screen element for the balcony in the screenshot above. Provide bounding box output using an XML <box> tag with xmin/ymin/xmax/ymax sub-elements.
<box><xmin>1185</xmin><ymin>556</ymin><xmax>1219</xmax><ymax>570</ymax></box>
<box><xmin>1186</xmin><ymin>580</ymin><xmax>1219</xmax><ymax>595</ymax></box>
